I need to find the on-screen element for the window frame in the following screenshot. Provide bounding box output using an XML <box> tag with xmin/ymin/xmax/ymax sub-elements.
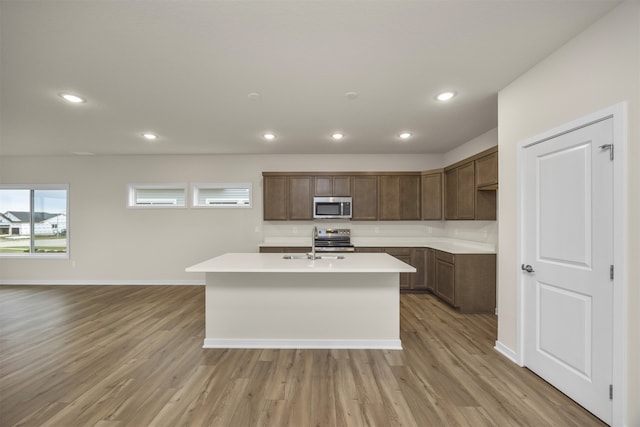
<box><xmin>191</xmin><ymin>182</ymin><xmax>253</xmax><ymax>208</ymax></box>
<box><xmin>126</xmin><ymin>183</ymin><xmax>188</xmax><ymax>209</ymax></box>
<box><xmin>0</xmin><ymin>184</ymin><xmax>70</xmax><ymax>259</ymax></box>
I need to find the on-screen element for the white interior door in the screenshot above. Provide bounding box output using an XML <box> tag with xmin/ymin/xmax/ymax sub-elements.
<box><xmin>522</xmin><ymin>118</ymin><xmax>613</xmax><ymax>424</ymax></box>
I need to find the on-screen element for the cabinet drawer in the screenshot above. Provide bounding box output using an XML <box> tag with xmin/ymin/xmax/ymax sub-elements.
<box><xmin>436</xmin><ymin>250</ymin><xmax>455</xmax><ymax>264</ymax></box>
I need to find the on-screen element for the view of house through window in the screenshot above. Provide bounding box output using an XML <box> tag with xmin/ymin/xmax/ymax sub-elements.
<box><xmin>0</xmin><ymin>186</ymin><xmax>68</xmax><ymax>255</ymax></box>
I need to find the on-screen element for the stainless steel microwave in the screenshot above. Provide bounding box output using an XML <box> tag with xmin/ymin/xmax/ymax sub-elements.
<box><xmin>313</xmin><ymin>197</ymin><xmax>352</xmax><ymax>219</ymax></box>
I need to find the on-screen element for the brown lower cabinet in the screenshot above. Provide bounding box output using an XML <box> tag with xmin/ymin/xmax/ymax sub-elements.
<box><xmin>259</xmin><ymin>245</ymin><xmax>496</xmax><ymax>313</ymax></box>
<box><xmin>434</xmin><ymin>250</ymin><xmax>496</xmax><ymax>313</ymax></box>
<box><xmin>355</xmin><ymin>247</ymin><xmax>426</xmax><ymax>292</ymax></box>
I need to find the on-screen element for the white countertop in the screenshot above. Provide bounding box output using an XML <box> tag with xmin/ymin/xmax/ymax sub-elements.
<box><xmin>186</xmin><ymin>252</ymin><xmax>417</xmax><ymax>273</ymax></box>
<box><xmin>260</xmin><ymin>237</ymin><xmax>495</xmax><ymax>254</ymax></box>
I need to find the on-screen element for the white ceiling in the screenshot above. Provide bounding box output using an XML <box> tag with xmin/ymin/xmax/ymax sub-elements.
<box><xmin>0</xmin><ymin>0</ymin><xmax>618</xmax><ymax>156</ymax></box>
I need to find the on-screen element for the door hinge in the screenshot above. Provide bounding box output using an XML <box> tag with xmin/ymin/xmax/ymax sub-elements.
<box><xmin>610</xmin><ymin>265</ymin><xmax>614</xmax><ymax>280</ymax></box>
<box><xmin>599</xmin><ymin>144</ymin><xmax>614</xmax><ymax>161</ymax></box>
<box><xmin>609</xmin><ymin>384</ymin><xmax>613</xmax><ymax>400</ymax></box>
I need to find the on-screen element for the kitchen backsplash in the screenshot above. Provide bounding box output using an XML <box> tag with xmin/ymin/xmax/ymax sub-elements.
<box><xmin>263</xmin><ymin>220</ymin><xmax>497</xmax><ymax>245</ymax></box>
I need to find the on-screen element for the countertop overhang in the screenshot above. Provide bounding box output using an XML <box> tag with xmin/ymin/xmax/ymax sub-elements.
<box><xmin>186</xmin><ymin>252</ymin><xmax>416</xmax><ymax>273</ymax></box>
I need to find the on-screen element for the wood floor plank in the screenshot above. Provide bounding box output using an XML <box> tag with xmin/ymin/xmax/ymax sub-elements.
<box><xmin>0</xmin><ymin>286</ymin><xmax>607</xmax><ymax>427</ymax></box>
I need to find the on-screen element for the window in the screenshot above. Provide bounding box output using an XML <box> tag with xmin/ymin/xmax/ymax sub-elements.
<box><xmin>127</xmin><ymin>184</ymin><xmax>187</xmax><ymax>208</ymax></box>
<box><xmin>0</xmin><ymin>185</ymin><xmax>69</xmax><ymax>257</ymax></box>
<box><xmin>192</xmin><ymin>183</ymin><xmax>252</xmax><ymax>208</ymax></box>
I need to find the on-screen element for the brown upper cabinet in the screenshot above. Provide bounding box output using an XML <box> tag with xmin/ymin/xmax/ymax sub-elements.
<box><xmin>263</xmin><ymin>174</ymin><xmax>313</xmax><ymax>220</ymax></box>
<box><xmin>475</xmin><ymin>147</ymin><xmax>498</xmax><ymax>220</ymax></box>
<box><xmin>421</xmin><ymin>170</ymin><xmax>443</xmax><ymax>220</ymax></box>
<box><xmin>351</xmin><ymin>175</ymin><xmax>379</xmax><ymax>220</ymax></box>
<box><xmin>444</xmin><ymin>162</ymin><xmax>475</xmax><ymax>220</ymax></box>
<box><xmin>314</xmin><ymin>175</ymin><xmax>351</xmax><ymax>196</ymax></box>
<box><xmin>475</xmin><ymin>149</ymin><xmax>498</xmax><ymax>190</ymax></box>
<box><xmin>444</xmin><ymin>146</ymin><xmax>497</xmax><ymax>220</ymax></box>
<box><xmin>379</xmin><ymin>174</ymin><xmax>421</xmax><ymax>220</ymax></box>
<box><xmin>263</xmin><ymin>175</ymin><xmax>288</xmax><ymax>220</ymax></box>
<box><xmin>288</xmin><ymin>176</ymin><xmax>313</xmax><ymax>220</ymax></box>
<box><xmin>263</xmin><ymin>146</ymin><xmax>497</xmax><ymax>221</ymax></box>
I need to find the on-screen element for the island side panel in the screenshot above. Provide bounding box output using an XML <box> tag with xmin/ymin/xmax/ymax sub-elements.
<box><xmin>204</xmin><ymin>272</ymin><xmax>400</xmax><ymax>349</ymax></box>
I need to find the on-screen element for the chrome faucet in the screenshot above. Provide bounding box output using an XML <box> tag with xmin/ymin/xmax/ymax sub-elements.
<box><xmin>309</xmin><ymin>225</ymin><xmax>318</xmax><ymax>260</ymax></box>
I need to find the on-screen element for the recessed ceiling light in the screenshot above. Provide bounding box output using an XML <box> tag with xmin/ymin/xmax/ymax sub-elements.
<box><xmin>248</xmin><ymin>92</ymin><xmax>261</xmax><ymax>100</ymax></box>
<box><xmin>345</xmin><ymin>91</ymin><xmax>358</xmax><ymax>100</ymax></box>
<box><xmin>436</xmin><ymin>91</ymin><xmax>456</xmax><ymax>102</ymax></box>
<box><xmin>59</xmin><ymin>93</ymin><xmax>86</xmax><ymax>103</ymax></box>
<box><xmin>71</xmin><ymin>151</ymin><xmax>95</xmax><ymax>156</ymax></box>
<box><xmin>263</xmin><ymin>132</ymin><xmax>276</xmax><ymax>140</ymax></box>
<box><xmin>331</xmin><ymin>132</ymin><xmax>344</xmax><ymax>140</ymax></box>
<box><xmin>142</xmin><ymin>132</ymin><xmax>158</xmax><ymax>141</ymax></box>
<box><xmin>399</xmin><ymin>132</ymin><xmax>412</xmax><ymax>140</ymax></box>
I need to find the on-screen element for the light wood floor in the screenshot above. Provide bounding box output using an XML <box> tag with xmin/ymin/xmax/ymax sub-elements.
<box><xmin>0</xmin><ymin>285</ymin><xmax>605</xmax><ymax>427</ymax></box>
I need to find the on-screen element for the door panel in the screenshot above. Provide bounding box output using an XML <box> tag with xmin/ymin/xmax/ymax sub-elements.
<box><xmin>538</xmin><ymin>144</ymin><xmax>591</xmax><ymax>267</ymax></box>
<box><xmin>538</xmin><ymin>282</ymin><xmax>592</xmax><ymax>378</ymax></box>
<box><xmin>523</xmin><ymin>118</ymin><xmax>613</xmax><ymax>424</ymax></box>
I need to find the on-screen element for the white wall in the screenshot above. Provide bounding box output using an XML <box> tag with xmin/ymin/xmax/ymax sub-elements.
<box><xmin>497</xmin><ymin>1</ymin><xmax>640</xmax><ymax>424</ymax></box>
<box><xmin>442</xmin><ymin>127</ymin><xmax>497</xmax><ymax>166</ymax></box>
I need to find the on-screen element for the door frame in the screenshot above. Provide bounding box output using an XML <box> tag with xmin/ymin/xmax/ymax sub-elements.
<box><xmin>516</xmin><ymin>102</ymin><xmax>627</xmax><ymax>426</ymax></box>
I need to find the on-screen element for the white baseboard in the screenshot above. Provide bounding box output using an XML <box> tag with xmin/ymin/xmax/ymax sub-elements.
<box><xmin>494</xmin><ymin>340</ymin><xmax>521</xmax><ymax>365</ymax></box>
<box><xmin>203</xmin><ymin>338</ymin><xmax>403</xmax><ymax>350</ymax></box>
<box><xmin>0</xmin><ymin>280</ymin><xmax>205</xmax><ymax>286</ymax></box>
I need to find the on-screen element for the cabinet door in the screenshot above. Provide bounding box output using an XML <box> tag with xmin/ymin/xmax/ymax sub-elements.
<box><xmin>399</xmin><ymin>175</ymin><xmax>421</xmax><ymax>220</ymax></box>
<box><xmin>351</xmin><ymin>176</ymin><xmax>378</xmax><ymax>220</ymax></box>
<box><xmin>444</xmin><ymin>168</ymin><xmax>458</xmax><ymax>220</ymax></box>
<box><xmin>412</xmin><ymin>248</ymin><xmax>427</xmax><ymax>290</ymax></box>
<box><xmin>379</xmin><ymin>176</ymin><xmax>400</xmax><ymax>220</ymax></box>
<box><xmin>457</xmin><ymin>162</ymin><xmax>475</xmax><ymax>219</ymax></box>
<box><xmin>379</xmin><ymin>175</ymin><xmax>420</xmax><ymax>220</ymax></box>
<box><xmin>421</xmin><ymin>172</ymin><xmax>442</xmax><ymax>220</ymax></box>
<box><xmin>385</xmin><ymin>248</ymin><xmax>413</xmax><ymax>290</ymax></box>
<box><xmin>435</xmin><ymin>258</ymin><xmax>456</xmax><ymax>306</ymax></box>
<box><xmin>332</xmin><ymin>176</ymin><xmax>351</xmax><ymax>196</ymax></box>
<box><xmin>426</xmin><ymin>248</ymin><xmax>436</xmax><ymax>292</ymax></box>
<box><xmin>263</xmin><ymin>176</ymin><xmax>287</xmax><ymax>220</ymax></box>
<box><xmin>314</xmin><ymin>176</ymin><xmax>333</xmax><ymax>196</ymax></box>
<box><xmin>475</xmin><ymin>151</ymin><xmax>498</xmax><ymax>188</ymax></box>
<box><xmin>288</xmin><ymin>176</ymin><xmax>312</xmax><ymax>220</ymax></box>
<box><xmin>315</xmin><ymin>175</ymin><xmax>351</xmax><ymax>196</ymax></box>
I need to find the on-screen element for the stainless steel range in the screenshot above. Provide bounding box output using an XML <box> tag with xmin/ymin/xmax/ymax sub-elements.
<box><xmin>314</xmin><ymin>228</ymin><xmax>355</xmax><ymax>252</ymax></box>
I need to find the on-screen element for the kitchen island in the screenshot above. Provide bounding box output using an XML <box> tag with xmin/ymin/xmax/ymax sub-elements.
<box><xmin>186</xmin><ymin>252</ymin><xmax>415</xmax><ymax>350</ymax></box>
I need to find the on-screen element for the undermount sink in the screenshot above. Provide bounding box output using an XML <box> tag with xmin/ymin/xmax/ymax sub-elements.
<box><xmin>282</xmin><ymin>254</ymin><xmax>345</xmax><ymax>260</ymax></box>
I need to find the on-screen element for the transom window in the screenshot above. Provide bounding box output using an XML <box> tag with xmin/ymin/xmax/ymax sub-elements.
<box><xmin>127</xmin><ymin>184</ymin><xmax>187</xmax><ymax>208</ymax></box>
<box><xmin>192</xmin><ymin>183</ymin><xmax>252</xmax><ymax>208</ymax></box>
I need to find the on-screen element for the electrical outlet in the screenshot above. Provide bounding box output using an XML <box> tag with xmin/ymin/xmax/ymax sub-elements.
<box><xmin>293</xmin><ymin>226</ymin><xmax>298</xmax><ymax>234</ymax></box>
<box><xmin>427</xmin><ymin>226</ymin><xmax>433</xmax><ymax>234</ymax></box>
<box><xmin>374</xmin><ymin>227</ymin><xmax>379</xmax><ymax>234</ymax></box>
